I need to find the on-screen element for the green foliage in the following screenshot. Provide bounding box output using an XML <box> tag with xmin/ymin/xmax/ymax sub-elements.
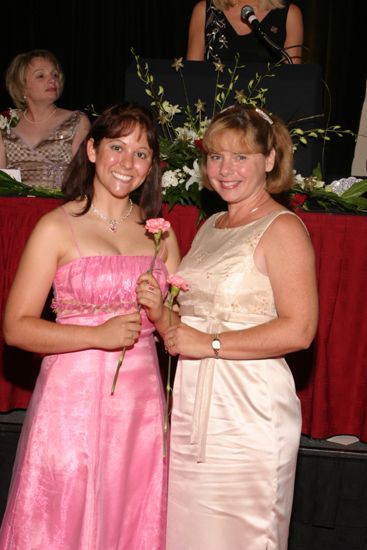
<box><xmin>4</xmin><ymin>54</ymin><xmax>359</xmax><ymax>217</ymax></box>
<box><xmin>289</xmin><ymin>175</ymin><xmax>367</xmax><ymax>214</ymax></box>
<box><xmin>130</xmin><ymin>50</ymin><xmax>361</xmax><ymax>216</ymax></box>
<box><xmin>0</xmin><ymin>170</ymin><xmax>64</xmax><ymax>198</ymax></box>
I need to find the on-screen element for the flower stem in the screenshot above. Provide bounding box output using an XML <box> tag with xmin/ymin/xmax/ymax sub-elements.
<box><xmin>163</xmin><ymin>354</ymin><xmax>172</xmax><ymax>458</ymax></box>
<box><xmin>148</xmin><ymin>249</ymin><xmax>158</xmax><ymax>273</ymax></box>
<box><xmin>110</xmin><ymin>346</ymin><xmax>126</xmax><ymax>395</ymax></box>
<box><xmin>163</xmin><ymin>300</ymin><xmax>174</xmax><ymax>458</ymax></box>
<box><xmin>110</xmin><ymin>240</ymin><xmax>161</xmax><ymax>396</ymax></box>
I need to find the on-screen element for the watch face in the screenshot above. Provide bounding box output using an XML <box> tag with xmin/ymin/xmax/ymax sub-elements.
<box><xmin>212</xmin><ymin>338</ymin><xmax>221</xmax><ymax>351</ymax></box>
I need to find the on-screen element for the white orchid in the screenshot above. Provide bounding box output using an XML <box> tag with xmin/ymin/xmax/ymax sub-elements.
<box><xmin>183</xmin><ymin>160</ymin><xmax>203</xmax><ymax>191</ymax></box>
<box><xmin>161</xmin><ymin>100</ymin><xmax>181</xmax><ymax>118</ymax></box>
<box><xmin>175</xmin><ymin>126</ymin><xmax>199</xmax><ymax>143</ymax></box>
<box><xmin>294</xmin><ymin>173</ymin><xmax>324</xmax><ymax>191</ymax></box>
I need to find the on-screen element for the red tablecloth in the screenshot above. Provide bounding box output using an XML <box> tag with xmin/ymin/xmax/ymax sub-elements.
<box><xmin>1</xmin><ymin>198</ymin><xmax>367</xmax><ymax>442</ymax></box>
<box><xmin>295</xmin><ymin>211</ymin><xmax>367</xmax><ymax>440</ymax></box>
<box><xmin>0</xmin><ymin>198</ymin><xmax>200</xmax><ymax>410</ymax></box>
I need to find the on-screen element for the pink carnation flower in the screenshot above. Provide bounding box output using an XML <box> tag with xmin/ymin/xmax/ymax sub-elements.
<box><xmin>145</xmin><ymin>218</ymin><xmax>171</xmax><ymax>234</ymax></box>
<box><xmin>167</xmin><ymin>274</ymin><xmax>190</xmax><ymax>292</ymax></box>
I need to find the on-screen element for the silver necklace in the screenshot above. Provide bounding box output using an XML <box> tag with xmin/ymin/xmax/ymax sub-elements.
<box><xmin>248</xmin><ymin>204</ymin><xmax>262</xmax><ymax>215</ymax></box>
<box><xmin>220</xmin><ymin>197</ymin><xmax>271</xmax><ymax>228</ymax></box>
<box><xmin>23</xmin><ymin>106</ymin><xmax>57</xmax><ymax>124</ymax></box>
<box><xmin>91</xmin><ymin>199</ymin><xmax>134</xmax><ymax>232</ymax></box>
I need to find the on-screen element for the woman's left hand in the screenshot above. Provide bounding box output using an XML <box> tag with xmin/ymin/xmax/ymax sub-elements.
<box><xmin>164</xmin><ymin>322</ymin><xmax>210</xmax><ymax>358</ymax></box>
<box><xmin>136</xmin><ymin>272</ymin><xmax>164</xmax><ymax>322</ymax></box>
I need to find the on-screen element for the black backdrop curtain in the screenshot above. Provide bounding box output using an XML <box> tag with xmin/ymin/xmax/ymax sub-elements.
<box><xmin>1</xmin><ymin>0</ymin><xmax>367</xmax><ymax>180</ymax></box>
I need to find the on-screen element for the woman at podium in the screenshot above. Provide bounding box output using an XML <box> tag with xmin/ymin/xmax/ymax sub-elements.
<box><xmin>186</xmin><ymin>0</ymin><xmax>303</xmax><ymax>64</ymax></box>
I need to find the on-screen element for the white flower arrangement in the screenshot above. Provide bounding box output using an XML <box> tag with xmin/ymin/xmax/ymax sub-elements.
<box><xmin>132</xmin><ymin>49</ymin><xmax>367</xmax><ymax>215</ymax></box>
<box><xmin>289</xmin><ymin>167</ymin><xmax>367</xmax><ymax>213</ymax></box>
<box><xmin>1</xmin><ymin>57</ymin><xmax>366</xmax><ymax>213</ymax></box>
<box><xmin>162</xmin><ymin>159</ymin><xmax>203</xmax><ymax>192</ymax></box>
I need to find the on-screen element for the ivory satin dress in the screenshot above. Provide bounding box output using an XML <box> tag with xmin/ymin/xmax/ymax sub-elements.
<box><xmin>166</xmin><ymin>211</ymin><xmax>302</xmax><ymax>550</ymax></box>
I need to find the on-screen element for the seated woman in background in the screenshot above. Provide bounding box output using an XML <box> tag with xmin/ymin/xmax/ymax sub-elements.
<box><xmin>186</xmin><ymin>0</ymin><xmax>303</xmax><ymax>64</ymax></box>
<box><xmin>0</xmin><ymin>49</ymin><xmax>91</xmax><ymax>189</ymax></box>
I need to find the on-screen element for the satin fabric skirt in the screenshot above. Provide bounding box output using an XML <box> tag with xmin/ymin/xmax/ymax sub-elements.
<box><xmin>0</xmin><ymin>324</ymin><xmax>167</xmax><ymax>550</ymax></box>
<box><xmin>166</xmin><ymin>316</ymin><xmax>301</xmax><ymax>550</ymax></box>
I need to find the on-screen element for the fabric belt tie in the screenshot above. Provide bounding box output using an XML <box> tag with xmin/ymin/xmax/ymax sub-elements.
<box><xmin>190</xmin><ymin>356</ymin><xmax>216</xmax><ymax>463</ymax></box>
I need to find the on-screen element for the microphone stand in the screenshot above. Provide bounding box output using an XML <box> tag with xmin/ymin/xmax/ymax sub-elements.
<box><xmin>254</xmin><ymin>27</ymin><xmax>293</xmax><ymax>65</ymax></box>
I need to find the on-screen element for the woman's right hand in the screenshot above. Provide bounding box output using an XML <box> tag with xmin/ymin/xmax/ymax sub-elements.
<box><xmin>95</xmin><ymin>311</ymin><xmax>141</xmax><ymax>350</ymax></box>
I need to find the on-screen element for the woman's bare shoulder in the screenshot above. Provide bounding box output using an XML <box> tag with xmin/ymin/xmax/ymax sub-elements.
<box><xmin>32</xmin><ymin>200</ymin><xmax>83</xmax><ymax>234</ymax></box>
<box><xmin>264</xmin><ymin>210</ymin><xmax>312</xmax><ymax>248</ymax></box>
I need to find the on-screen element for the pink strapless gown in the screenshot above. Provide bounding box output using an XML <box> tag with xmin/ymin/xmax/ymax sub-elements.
<box><xmin>0</xmin><ymin>256</ymin><xmax>168</xmax><ymax>550</ymax></box>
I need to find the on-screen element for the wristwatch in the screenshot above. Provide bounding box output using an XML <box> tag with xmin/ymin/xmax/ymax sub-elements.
<box><xmin>211</xmin><ymin>333</ymin><xmax>221</xmax><ymax>358</ymax></box>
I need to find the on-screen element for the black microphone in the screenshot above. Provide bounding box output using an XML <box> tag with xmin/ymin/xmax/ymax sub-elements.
<box><xmin>240</xmin><ymin>4</ymin><xmax>293</xmax><ymax>64</ymax></box>
<box><xmin>241</xmin><ymin>5</ymin><xmax>262</xmax><ymax>32</ymax></box>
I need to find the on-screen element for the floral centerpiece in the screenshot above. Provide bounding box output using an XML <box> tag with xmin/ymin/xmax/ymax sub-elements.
<box><xmin>1</xmin><ymin>54</ymin><xmax>366</xmax><ymax>212</ymax></box>
<box><xmin>289</xmin><ymin>165</ymin><xmax>367</xmax><ymax>213</ymax></box>
<box><xmin>131</xmin><ymin>49</ymin><xmax>367</xmax><ymax>215</ymax></box>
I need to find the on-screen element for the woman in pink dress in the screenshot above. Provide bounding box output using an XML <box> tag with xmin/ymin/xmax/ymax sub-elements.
<box><xmin>0</xmin><ymin>103</ymin><xmax>180</xmax><ymax>550</ymax></box>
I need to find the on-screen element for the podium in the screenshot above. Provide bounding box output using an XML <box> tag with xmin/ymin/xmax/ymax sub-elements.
<box><xmin>125</xmin><ymin>60</ymin><xmax>324</xmax><ymax>177</ymax></box>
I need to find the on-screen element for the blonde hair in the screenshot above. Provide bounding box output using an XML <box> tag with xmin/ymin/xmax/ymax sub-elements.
<box><xmin>5</xmin><ymin>49</ymin><xmax>65</xmax><ymax>109</ymax></box>
<box><xmin>213</xmin><ymin>0</ymin><xmax>285</xmax><ymax>10</ymax></box>
<box><xmin>201</xmin><ymin>105</ymin><xmax>294</xmax><ymax>194</ymax></box>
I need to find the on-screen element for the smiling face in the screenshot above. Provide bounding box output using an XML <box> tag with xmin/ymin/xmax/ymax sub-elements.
<box><xmin>206</xmin><ymin>129</ymin><xmax>275</xmax><ymax>205</ymax></box>
<box><xmin>87</xmin><ymin>124</ymin><xmax>153</xmax><ymax>199</ymax></box>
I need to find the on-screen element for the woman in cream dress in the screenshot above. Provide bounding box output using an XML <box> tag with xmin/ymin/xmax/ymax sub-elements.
<box><xmin>154</xmin><ymin>105</ymin><xmax>318</xmax><ymax>550</ymax></box>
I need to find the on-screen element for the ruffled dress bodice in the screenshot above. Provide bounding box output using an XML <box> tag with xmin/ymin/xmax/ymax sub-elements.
<box><xmin>52</xmin><ymin>255</ymin><xmax>168</xmax><ymax>327</ymax></box>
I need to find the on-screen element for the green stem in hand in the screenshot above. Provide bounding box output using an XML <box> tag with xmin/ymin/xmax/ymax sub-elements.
<box><xmin>110</xmin><ymin>346</ymin><xmax>126</xmax><ymax>396</ymax></box>
<box><xmin>163</xmin><ymin>298</ymin><xmax>174</xmax><ymax>458</ymax></box>
<box><xmin>110</xmin><ymin>236</ymin><xmax>161</xmax><ymax>395</ymax></box>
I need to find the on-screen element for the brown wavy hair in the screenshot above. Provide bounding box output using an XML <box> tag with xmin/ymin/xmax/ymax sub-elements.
<box><xmin>62</xmin><ymin>102</ymin><xmax>162</xmax><ymax>221</ymax></box>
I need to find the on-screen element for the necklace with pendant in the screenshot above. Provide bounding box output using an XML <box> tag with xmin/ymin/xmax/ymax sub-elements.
<box><xmin>91</xmin><ymin>199</ymin><xmax>134</xmax><ymax>232</ymax></box>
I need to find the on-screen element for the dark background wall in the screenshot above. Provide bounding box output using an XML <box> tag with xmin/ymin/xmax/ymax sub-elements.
<box><xmin>1</xmin><ymin>0</ymin><xmax>366</xmax><ymax>179</ymax></box>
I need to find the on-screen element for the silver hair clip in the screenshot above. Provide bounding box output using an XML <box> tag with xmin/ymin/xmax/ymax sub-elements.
<box><xmin>255</xmin><ymin>107</ymin><xmax>273</xmax><ymax>125</ymax></box>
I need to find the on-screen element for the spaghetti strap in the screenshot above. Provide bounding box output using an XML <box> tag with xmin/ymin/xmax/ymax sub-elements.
<box><xmin>60</xmin><ymin>205</ymin><xmax>83</xmax><ymax>258</ymax></box>
<box><xmin>158</xmin><ymin>238</ymin><xmax>167</xmax><ymax>260</ymax></box>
